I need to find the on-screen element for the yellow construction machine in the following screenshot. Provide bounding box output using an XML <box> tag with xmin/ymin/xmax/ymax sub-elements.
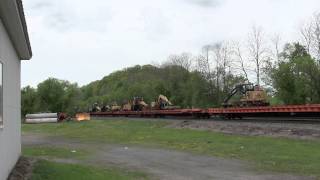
<box><xmin>223</xmin><ymin>83</ymin><xmax>269</xmax><ymax>107</ymax></box>
<box><xmin>132</xmin><ymin>97</ymin><xmax>148</xmax><ymax>111</ymax></box>
<box><xmin>122</xmin><ymin>101</ymin><xmax>132</xmax><ymax>111</ymax></box>
<box><xmin>110</xmin><ymin>102</ymin><xmax>122</xmax><ymax>111</ymax></box>
<box><xmin>91</xmin><ymin>103</ymin><xmax>101</xmax><ymax>112</ymax></box>
<box><xmin>151</xmin><ymin>94</ymin><xmax>179</xmax><ymax>110</ymax></box>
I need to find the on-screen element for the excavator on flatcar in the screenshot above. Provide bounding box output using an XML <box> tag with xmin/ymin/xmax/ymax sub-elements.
<box><xmin>223</xmin><ymin>83</ymin><xmax>269</xmax><ymax>107</ymax></box>
<box><xmin>132</xmin><ymin>97</ymin><xmax>148</xmax><ymax>111</ymax></box>
<box><xmin>151</xmin><ymin>94</ymin><xmax>180</xmax><ymax>110</ymax></box>
<box><xmin>91</xmin><ymin>103</ymin><xmax>101</xmax><ymax>112</ymax></box>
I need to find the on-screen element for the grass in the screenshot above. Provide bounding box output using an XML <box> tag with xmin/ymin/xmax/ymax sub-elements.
<box><xmin>31</xmin><ymin>160</ymin><xmax>147</xmax><ymax>180</ymax></box>
<box><xmin>23</xmin><ymin>119</ymin><xmax>320</xmax><ymax>177</ymax></box>
<box><xmin>23</xmin><ymin>146</ymin><xmax>89</xmax><ymax>160</ymax></box>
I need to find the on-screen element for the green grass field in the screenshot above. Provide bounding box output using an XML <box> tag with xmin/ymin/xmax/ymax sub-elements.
<box><xmin>23</xmin><ymin>146</ymin><xmax>148</xmax><ymax>180</ymax></box>
<box><xmin>23</xmin><ymin>119</ymin><xmax>320</xmax><ymax>178</ymax></box>
<box><xmin>31</xmin><ymin>160</ymin><xmax>147</xmax><ymax>180</ymax></box>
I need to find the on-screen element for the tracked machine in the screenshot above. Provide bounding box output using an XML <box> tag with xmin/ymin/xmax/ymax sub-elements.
<box><xmin>151</xmin><ymin>94</ymin><xmax>180</xmax><ymax>110</ymax></box>
<box><xmin>131</xmin><ymin>97</ymin><xmax>148</xmax><ymax>111</ymax></box>
<box><xmin>122</xmin><ymin>97</ymin><xmax>148</xmax><ymax>111</ymax></box>
<box><xmin>87</xmin><ymin>87</ymin><xmax>320</xmax><ymax>120</ymax></box>
<box><xmin>223</xmin><ymin>83</ymin><xmax>269</xmax><ymax>108</ymax></box>
<box><xmin>91</xmin><ymin>103</ymin><xmax>101</xmax><ymax>112</ymax></box>
<box><xmin>111</xmin><ymin>103</ymin><xmax>122</xmax><ymax>111</ymax></box>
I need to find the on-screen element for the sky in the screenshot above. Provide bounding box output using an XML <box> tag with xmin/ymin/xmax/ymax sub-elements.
<box><xmin>22</xmin><ymin>0</ymin><xmax>320</xmax><ymax>87</ymax></box>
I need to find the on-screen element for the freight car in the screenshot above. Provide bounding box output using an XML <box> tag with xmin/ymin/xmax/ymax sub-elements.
<box><xmin>87</xmin><ymin>84</ymin><xmax>320</xmax><ymax>120</ymax></box>
<box><xmin>89</xmin><ymin>104</ymin><xmax>320</xmax><ymax>119</ymax></box>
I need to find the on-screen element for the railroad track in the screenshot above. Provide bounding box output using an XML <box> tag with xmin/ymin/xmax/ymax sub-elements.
<box><xmin>213</xmin><ymin>117</ymin><xmax>320</xmax><ymax>124</ymax></box>
<box><xmin>93</xmin><ymin>115</ymin><xmax>320</xmax><ymax>124</ymax></box>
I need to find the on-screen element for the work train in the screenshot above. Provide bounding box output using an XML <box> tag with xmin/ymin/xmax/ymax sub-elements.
<box><xmin>89</xmin><ymin>83</ymin><xmax>320</xmax><ymax>119</ymax></box>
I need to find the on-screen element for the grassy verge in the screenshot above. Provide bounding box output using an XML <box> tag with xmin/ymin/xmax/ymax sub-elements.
<box><xmin>31</xmin><ymin>160</ymin><xmax>147</xmax><ymax>180</ymax></box>
<box><xmin>23</xmin><ymin>119</ymin><xmax>320</xmax><ymax>177</ymax></box>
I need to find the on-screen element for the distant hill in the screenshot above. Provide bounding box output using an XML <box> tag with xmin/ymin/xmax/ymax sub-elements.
<box><xmin>80</xmin><ymin>64</ymin><xmax>213</xmax><ymax>109</ymax></box>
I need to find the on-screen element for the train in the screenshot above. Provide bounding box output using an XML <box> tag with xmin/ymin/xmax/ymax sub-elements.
<box><xmin>87</xmin><ymin>84</ymin><xmax>320</xmax><ymax>120</ymax></box>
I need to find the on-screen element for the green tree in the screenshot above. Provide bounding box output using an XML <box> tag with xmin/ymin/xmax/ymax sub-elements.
<box><xmin>21</xmin><ymin>86</ymin><xmax>38</xmax><ymax>116</ymax></box>
<box><xmin>62</xmin><ymin>82</ymin><xmax>81</xmax><ymax>115</ymax></box>
<box><xmin>271</xmin><ymin>43</ymin><xmax>320</xmax><ymax>104</ymax></box>
<box><xmin>37</xmin><ymin>78</ymin><xmax>66</xmax><ymax>113</ymax></box>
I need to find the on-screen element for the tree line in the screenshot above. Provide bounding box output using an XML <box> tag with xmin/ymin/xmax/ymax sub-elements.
<box><xmin>21</xmin><ymin>12</ymin><xmax>320</xmax><ymax>116</ymax></box>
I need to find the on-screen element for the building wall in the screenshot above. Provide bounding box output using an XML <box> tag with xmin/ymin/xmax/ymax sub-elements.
<box><xmin>0</xmin><ymin>19</ymin><xmax>21</xmax><ymax>180</ymax></box>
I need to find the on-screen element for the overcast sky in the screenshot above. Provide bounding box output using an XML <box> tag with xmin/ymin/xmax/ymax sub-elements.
<box><xmin>22</xmin><ymin>0</ymin><xmax>320</xmax><ymax>87</ymax></box>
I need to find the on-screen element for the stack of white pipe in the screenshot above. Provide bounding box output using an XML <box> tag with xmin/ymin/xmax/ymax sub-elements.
<box><xmin>25</xmin><ymin>113</ymin><xmax>59</xmax><ymax>124</ymax></box>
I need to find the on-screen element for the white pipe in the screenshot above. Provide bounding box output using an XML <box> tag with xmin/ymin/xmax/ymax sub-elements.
<box><xmin>25</xmin><ymin>118</ymin><xmax>58</xmax><ymax>124</ymax></box>
<box><xmin>25</xmin><ymin>113</ymin><xmax>58</xmax><ymax>119</ymax></box>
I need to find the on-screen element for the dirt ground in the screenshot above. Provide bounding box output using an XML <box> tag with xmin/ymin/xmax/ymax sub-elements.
<box><xmin>22</xmin><ymin>133</ymin><xmax>316</xmax><ymax>180</ymax></box>
<box><xmin>166</xmin><ymin>119</ymin><xmax>320</xmax><ymax>140</ymax></box>
<box><xmin>7</xmin><ymin>157</ymin><xmax>36</xmax><ymax>180</ymax></box>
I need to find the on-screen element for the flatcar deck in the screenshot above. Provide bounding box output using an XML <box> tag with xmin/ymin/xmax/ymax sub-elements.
<box><xmin>90</xmin><ymin>104</ymin><xmax>320</xmax><ymax>119</ymax></box>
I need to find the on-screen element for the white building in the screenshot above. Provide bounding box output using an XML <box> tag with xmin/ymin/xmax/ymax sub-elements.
<box><xmin>0</xmin><ymin>0</ymin><xmax>32</xmax><ymax>179</ymax></box>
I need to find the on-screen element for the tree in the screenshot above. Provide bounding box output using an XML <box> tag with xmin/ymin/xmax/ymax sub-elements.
<box><xmin>21</xmin><ymin>86</ymin><xmax>38</xmax><ymax>116</ymax></box>
<box><xmin>247</xmin><ymin>25</ymin><xmax>269</xmax><ymax>85</ymax></box>
<box><xmin>312</xmin><ymin>13</ymin><xmax>320</xmax><ymax>63</ymax></box>
<box><xmin>301</xmin><ymin>12</ymin><xmax>320</xmax><ymax>63</ymax></box>
<box><xmin>231</xmin><ymin>41</ymin><xmax>249</xmax><ymax>81</ymax></box>
<box><xmin>197</xmin><ymin>42</ymin><xmax>246</xmax><ymax>105</ymax></box>
<box><xmin>63</xmin><ymin>82</ymin><xmax>81</xmax><ymax>115</ymax></box>
<box><xmin>271</xmin><ymin>33</ymin><xmax>282</xmax><ymax>63</ymax></box>
<box><xmin>200</xmin><ymin>45</ymin><xmax>214</xmax><ymax>81</ymax></box>
<box><xmin>37</xmin><ymin>78</ymin><xmax>67</xmax><ymax>113</ymax></box>
<box><xmin>300</xmin><ymin>20</ymin><xmax>313</xmax><ymax>54</ymax></box>
<box><xmin>211</xmin><ymin>42</ymin><xmax>231</xmax><ymax>91</ymax></box>
<box><xmin>196</xmin><ymin>45</ymin><xmax>215</xmax><ymax>96</ymax></box>
<box><xmin>271</xmin><ymin>43</ymin><xmax>320</xmax><ymax>104</ymax></box>
<box><xmin>166</xmin><ymin>53</ymin><xmax>193</xmax><ymax>71</ymax></box>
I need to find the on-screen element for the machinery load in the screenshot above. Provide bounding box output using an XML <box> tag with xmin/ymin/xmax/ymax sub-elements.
<box><xmin>223</xmin><ymin>83</ymin><xmax>269</xmax><ymax>107</ymax></box>
<box><xmin>151</xmin><ymin>94</ymin><xmax>179</xmax><ymax>110</ymax></box>
<box><xmin>91</xmin><ymin>103</ymin><xmax>101</xmax><ymax>112</ymax></box>
<box><xmin>132</xmin><ymin>97</ymin><xmax>148</xmax><ymax>111</ymax></box>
